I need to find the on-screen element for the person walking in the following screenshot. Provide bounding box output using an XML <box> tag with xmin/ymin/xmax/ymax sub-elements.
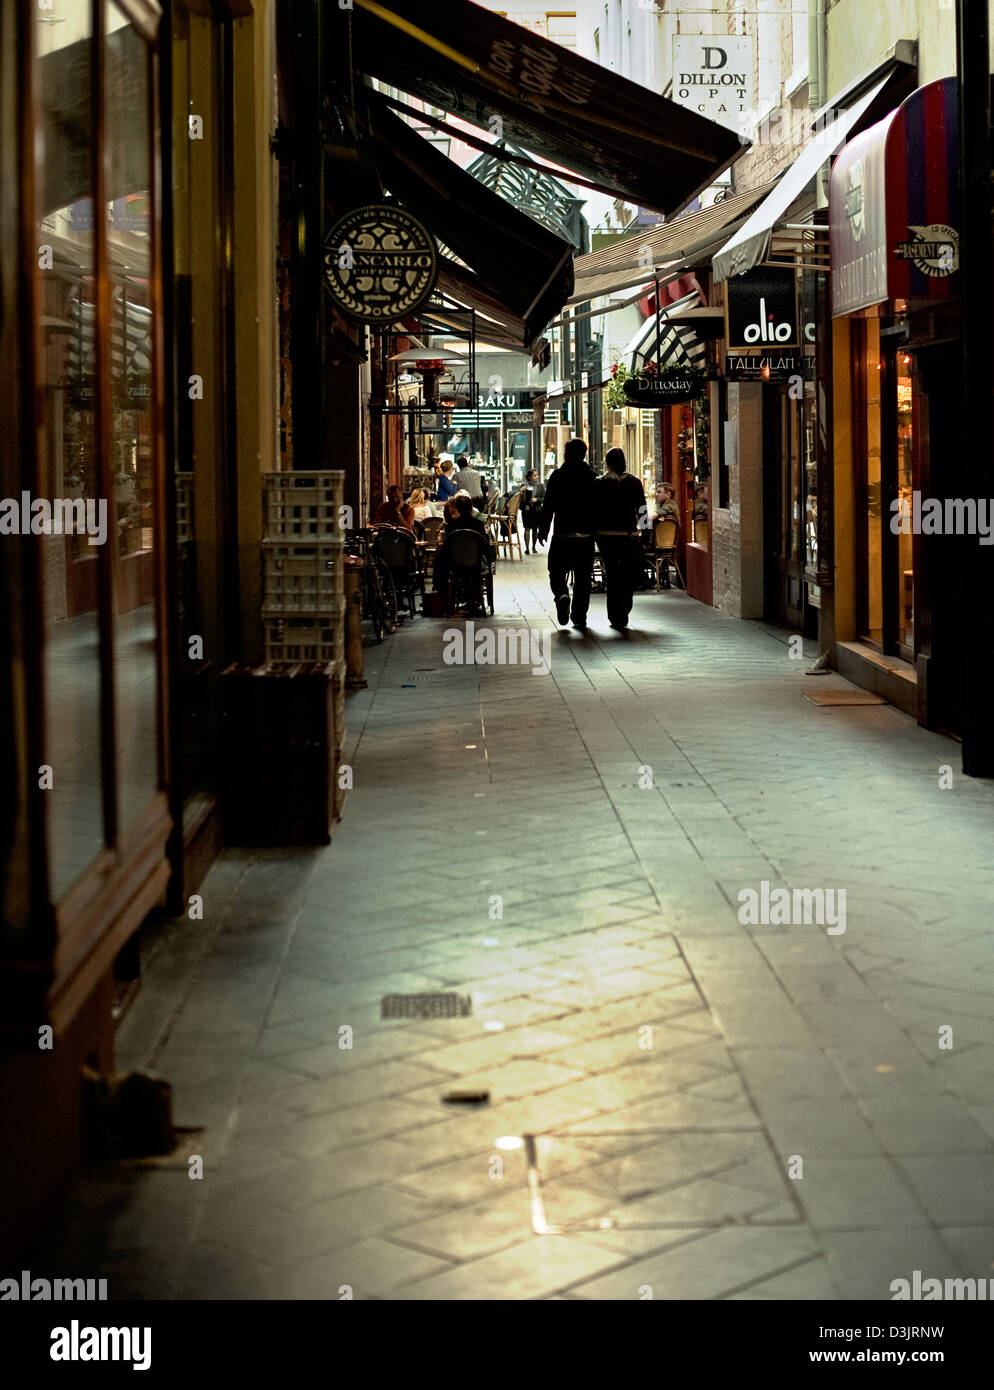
<box><xmin>518</xmin><ymin>469</ymin><xmax>546</xmax><ymax>554</ymax></box>
<box><xmin>538</xmin><ymin>438</ymin><xmax>597</xmax><ymax>630</ymax></box>
<box><xmin>596</xmin><ymin>447</ymin><xmax>647</xmax><ymax>630</ymax></box>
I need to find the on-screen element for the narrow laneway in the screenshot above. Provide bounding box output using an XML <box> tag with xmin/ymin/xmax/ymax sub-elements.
<box><xmin>31</xmin><ymin>560</ymin><xmax>994</xmax><ymax>1300</ymax></box>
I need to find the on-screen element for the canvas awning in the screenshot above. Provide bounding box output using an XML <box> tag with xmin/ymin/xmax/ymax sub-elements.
<box><xmin>620</xmin><ymin>292</ymin><xmax>706</xmax><ymax>372</ymax></box>
<box><xmin>711</xmin><ymin>73</ymin><xmax>894</xmax><ymax>282</ymax></box>
<box><xmin>351</xmin><ymin>0</ymin><xmax>746</xmax><ymax>216</ymax></box>
<box><xmin>829</xmin><ymin>77</ymin><xmax>960</xmax><ymax>317</ymax></box>
<box><xmin>362</xmin><ymin>93</ymin><xmax>574</xmax><ymax>347</ymax></box>
<box><xmin>568</xmin><ymin>183</ymin><xmax>778</xmax><ymax>304</ymax></box>
<box><xmin>431</xmin><ymin>257</ymin><xmax>533</xmax><ymax>353</ymax></box>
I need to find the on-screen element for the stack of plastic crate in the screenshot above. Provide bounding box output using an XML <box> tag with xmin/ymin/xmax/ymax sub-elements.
<box><xmin>262</xmin><ymin>471</ymin><xmax>347</xmax><ymax>810</ymax></box>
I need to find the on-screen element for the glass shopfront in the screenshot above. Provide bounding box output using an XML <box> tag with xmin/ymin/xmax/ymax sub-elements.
<box><xmin>854</xmin><ymin>317</ymin><xmax>917</xmax><ymax>660</ymax></box>
<box><xmin>34</xmin><ymin>0</ymin><xmax>167</xmax><ymax>904</ymax></box>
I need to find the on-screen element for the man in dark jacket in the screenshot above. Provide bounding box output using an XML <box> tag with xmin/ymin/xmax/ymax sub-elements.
<box><xmin>596</xmin><ymin>447</ymin><xmax>647</xmax><ymax>630</ymax></box>
<box><xmin>538</xmin><ymin>437</ymin><xmax>597</xmax><ymax>629</ymax></box>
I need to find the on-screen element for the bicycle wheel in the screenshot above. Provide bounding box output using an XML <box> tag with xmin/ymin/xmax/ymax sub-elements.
<box><xmin>375</xmin><ymin>558</ymin><xmax>398</xmax><ymax>633</ymax></box>
<box><xmin>364</xmin><ymin>565</ymin><xmax>385</xmax><ymax>643</ymax></box>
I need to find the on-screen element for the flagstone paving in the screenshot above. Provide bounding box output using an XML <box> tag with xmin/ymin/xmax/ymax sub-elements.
<box><xmin>27</xmin><ymin>556</ymin><xmax>994</xmax><ymax>1300</ymax></box>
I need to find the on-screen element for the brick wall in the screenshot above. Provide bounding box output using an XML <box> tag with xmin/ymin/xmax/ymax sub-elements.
<box><xmin>712</xmin><ymin>382</ymin><xmax>764</xmax><ymax>619</ymax></box>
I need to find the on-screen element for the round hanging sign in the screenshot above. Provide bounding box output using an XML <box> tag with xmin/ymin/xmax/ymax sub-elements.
<box><xmin>323</xmin><ymin>203</ymin><xmax>438</xmax><ymax>324</ymax></box>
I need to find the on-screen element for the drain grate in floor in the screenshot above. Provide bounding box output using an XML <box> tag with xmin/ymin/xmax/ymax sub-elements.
<box><xmin>381</xmin><ymin>992</ymin><xmax>473</xmax><ymax>1019</ymax></box>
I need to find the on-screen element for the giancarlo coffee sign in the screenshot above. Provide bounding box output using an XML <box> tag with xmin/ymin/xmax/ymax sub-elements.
<box><xmin>324</xmin><ymin>203</ymin><xmax>438</xmax><ymax>323</ymax></box>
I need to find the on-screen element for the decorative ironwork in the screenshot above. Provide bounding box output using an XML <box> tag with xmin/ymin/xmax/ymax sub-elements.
<box><xmin>467</xmin><ymin>147</ymin><xmax>584</xmax><ymax>247</ymax></box>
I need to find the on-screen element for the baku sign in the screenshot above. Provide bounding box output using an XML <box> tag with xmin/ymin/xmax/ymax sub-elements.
<box><xmin>324</xmin><ymin>203</ymin><xmax>438</xmax><ymax>324</ymax></box>
<box><xmin>726</xmin><ymin>267</ymin><xmax>799</xmax><ymax>352</ymax></box>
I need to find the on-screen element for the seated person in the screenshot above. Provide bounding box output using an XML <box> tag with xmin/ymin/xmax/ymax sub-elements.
<box><xmin>435</xmin><ymin>496</ymin><xmax>493</xmax><ymax>599</ymax></box>
<box><xmin>445</xmin><ymin>493</ymin><xmax>487</xmax><ymax>538</ymax></box>
<box><xmin>372</xmin><ymin>484</ymin><xmax>414</xmax><ymax>531</ymax></box>
<box><xmin>654</xmin><ymin>483</ymin><xmax>680</xmax><ymax>523</ymax></box>
<box><xmin>409</xmin><ymin>488</ymin><xmax>433</xmax><ymax>523</ymax></box>
<box><xmin>435</xmin><ymin>459</ymin><xmax>459</xmax><ymax>501</ymax></box>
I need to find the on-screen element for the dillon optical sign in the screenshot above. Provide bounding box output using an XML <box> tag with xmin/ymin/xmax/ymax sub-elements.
<box><xmin>323</xmin><ymin>203</ymin><xmax>438</xmax><ymax>323</ymax></box>
<box><xmin>672</xmin><ymin>35</ymin><xmax>754</xmax><ymax>132</ymax></box>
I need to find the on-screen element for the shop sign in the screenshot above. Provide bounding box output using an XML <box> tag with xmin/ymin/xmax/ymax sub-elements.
<box><xmin>830</xmin><ymin>78</ymin><xmax>960</xmax><ymax>316</ymax></box>
<box><xmin>323</xmin><ymin>203</ymin><xmax>438</xmax><ymax>324</ymax></box>
<box><xmin>672</xmin><ymin>35</ymin><xmax>754</xmax><ymax>132</ymax></box>
<box><xmin>477</xmin><ymin>393</ymin><xmax>518</xmax><ymax>408</ymax></box>
<box><xmin>726</xmin><ymin>267</ymin><xmax>799</xmax><ymax>351</ymax></box>
<box><xmin>503</xmin><ymin>411</ymin><xmax>534</xmax><ymax>426</ymax></box>
<box><xmin>622</xmin><ymin>374</ymin><xmax>704</xmax><ymax>405</ymax></box>
<box><xmin>893</xmin><ymin>224</ymin><xmax>959</xmax><ymax>277</ymax></box>
<box><xmin>725</xmin><ymin>353</ymin><xmax>805</xmax><ymax>381</ymax></box>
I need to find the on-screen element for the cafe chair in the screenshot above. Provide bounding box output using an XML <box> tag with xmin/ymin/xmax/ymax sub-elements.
<box><xmin>420</xmin><ymin>516</ymin><xmax>445</xmax><ymax>577</ymax></box>
<box><xmin>370</xmin><ymin>524</ymin><xmax>424</xmax><ymax>620</ymax></box>
<box><xmin>490</xmin><ymin>489</ymin><xmax>523</xmax><ymax>561</ymax></box>
<box><xmin>445</xmin><ymin>530</ymin><xmax>494</xmax><ymax>616</ymax></box>
<box><xmin>653</xmin><ymin>517</ymin><xmax>685</xmax><ymax>591</ymax></box>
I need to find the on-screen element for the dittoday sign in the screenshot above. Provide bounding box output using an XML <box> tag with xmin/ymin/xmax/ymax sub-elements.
<box><xmin>672</xmin><ymin>36</ymin><xmax>754</xmax><ymax>132</ymax></box>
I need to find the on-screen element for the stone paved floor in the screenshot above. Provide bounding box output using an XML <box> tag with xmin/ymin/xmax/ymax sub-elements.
<box><xmin>29</xmin><ymin>555</ymin><xmax>994</xmax><ymax>1300</ymax></box>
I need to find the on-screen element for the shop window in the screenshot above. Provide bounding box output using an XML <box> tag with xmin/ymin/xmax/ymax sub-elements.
<box><xmin>106</xmin><ymin>1</ymin><xmax>159</xmax><ymax>832</ymax></box>
<box><xmin>36</xmin><ymin>0</ymin><xmax>105</xmax><ymax>897</ymax></box>
<box><xmin>33</xmin><ymin>0</ymin><xmax>166</xmax><ymax>903</ymax></box>
<box><xmin>547</xmin><ymin>13</ymin><xmax>578</xmax><ymax>50</ymax></box>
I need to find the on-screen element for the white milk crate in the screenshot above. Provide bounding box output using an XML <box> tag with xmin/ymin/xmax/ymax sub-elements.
<box><xmin>263</xmin><ymin>604</ymin><xmax>345</xmax><ymax>664</ymax></box>
<box><xmin>262</xmin><ymin>470</ymin><xmax>345</xmax><ymax>540</ymax></box>
<box><xmin>262</xmin><ymin>539</ymin><xmax>344</xmax><ymax>614</ymax></box>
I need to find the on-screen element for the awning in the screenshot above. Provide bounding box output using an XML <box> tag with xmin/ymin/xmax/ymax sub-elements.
<box><xmin>712</xmin><ymin>74</ymin><xmax>893</xmax><ymax>283</ymax></box>
<box><xmin>431</xmin><ymin>257</ymin><xmax>532</xmax><ymax>353</ymax></box>
<box><xmin>829</xmin><ymin>78</ymin><xmax>959</xmax><ymax>317</ymax></box>
<box><xmin>351</xmin><ymin>0</ymin><xmax>746</xmax><ymax>216</ymax></box>
<box><xmin>362</xmin><ymin>93</ymin><xmax>573</xmax><ymax>347</ymax></box>
<box><xmin>569</xmin><ymin>182</ymin><xmax>778</xmax><ymax>304</ymax></box>
<box><xmin>621</xmin><ymin>292</ymin><xmax>706</xmax><ymax>372</ymax></box>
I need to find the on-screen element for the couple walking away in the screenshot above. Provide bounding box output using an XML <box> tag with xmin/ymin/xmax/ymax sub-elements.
<box><xmin>538</xmin><ymin>439</ymin><xmax>646</xmax><ymax>631</ymax></box>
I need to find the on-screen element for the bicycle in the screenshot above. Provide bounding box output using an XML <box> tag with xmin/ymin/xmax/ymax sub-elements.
<box><xmin>345</xmin><ymin>529</ymin><xmax>398</xmax><ymax>642</ymax></box>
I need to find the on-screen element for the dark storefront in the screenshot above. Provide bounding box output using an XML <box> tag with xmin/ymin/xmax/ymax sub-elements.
<box><xmin>828</xmin><ymin>77</ymin><xmax>962</xmax><ymax>729</ymax></box>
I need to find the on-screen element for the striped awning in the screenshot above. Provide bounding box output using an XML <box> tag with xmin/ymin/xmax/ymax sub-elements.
<box><xmin>621</xmin><ymin>292</ymin><xmax>706</xmax><ymax>373</ymax></box>
<box><xmin>65</xmin><ymin>296</ymin><xmax>152</xmax><ymax>379</ymax></box>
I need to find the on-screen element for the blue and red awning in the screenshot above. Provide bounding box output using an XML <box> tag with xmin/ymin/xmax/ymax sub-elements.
<box><xmin>829</xmin><ymin>77</ymin><xmax>960</xmax><ymax>317</ymax></box>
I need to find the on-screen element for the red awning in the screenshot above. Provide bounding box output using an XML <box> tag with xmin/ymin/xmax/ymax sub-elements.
<box><xmin>829</xmin><ymin>78</ymin><xmax>960</xmax><ymax>317</ymax></box>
